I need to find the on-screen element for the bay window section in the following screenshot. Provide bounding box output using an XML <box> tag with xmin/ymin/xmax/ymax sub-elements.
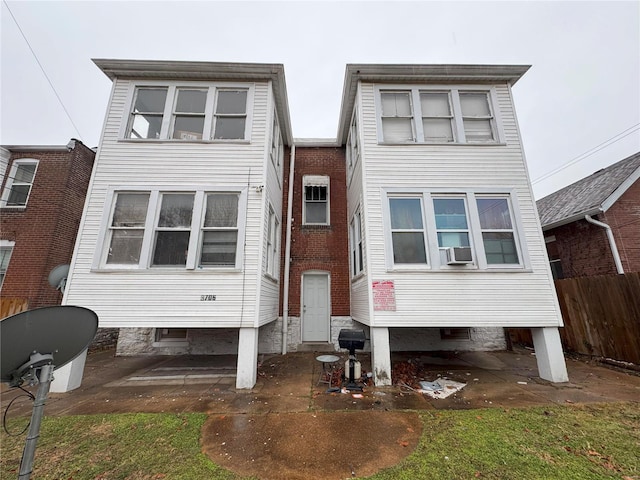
<box><xmin>213</xmin><ymin>90</ymin><xmax>247</xmax><ymax>139</ymax></box>
<box><xmin>389</xmin><ymin>197</ymin><xmax>427</xmax><ymax>264</ymax></box>
<box><xmin>380</xmin><ymin>91</ymin><xmax>414</xmax><ymax>142</ymax></box>
<box><xmin>152</xmin><ymin>194</ymin><xmax>194</xmax><ymax>266</ymax></box>
<box><xmin>171</xmin><ymin>88</ymin><xmax>207</xmax><ymax>140</ymax></box>
<box><xmin>200</xmin><ymin>193</ymin><xmax>239</xmax><ymax>267</ymax></box>
<box><xmin>128</xmin><ymin>87</ymin><xmax>167</xmax><ymax>139</ymax></box>
<box><xmin>476</xmin><ymin>197</ymin><xmax>519</xmax><ymax>264</ymax></box>
<box><xmin>107</xmin><ymin>193</ymin><xmax>150</xmax><ymax>265</ymax></box>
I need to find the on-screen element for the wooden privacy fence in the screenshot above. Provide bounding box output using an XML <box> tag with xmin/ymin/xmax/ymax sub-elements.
<box><xmin>555</xmin><ymin>272</ymin><xmax>640</xmax><ymax>365</ymax></box>
<box><xmin>0</xmin><ymin>297</ymin><xmax>29</xmax><ymax>319</ymax></box>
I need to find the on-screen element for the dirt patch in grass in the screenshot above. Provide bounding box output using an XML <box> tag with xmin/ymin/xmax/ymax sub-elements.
<box><xmin>201</xmin><ymin>411</ymin><xmax>423</xmax><ymax>480</ymax></box>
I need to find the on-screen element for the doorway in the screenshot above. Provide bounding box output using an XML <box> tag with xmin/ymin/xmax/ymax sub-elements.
<box><xmin>302</xmin><ymin>272</ymin><xmax>330</xmax><ymax>342</ymax></box>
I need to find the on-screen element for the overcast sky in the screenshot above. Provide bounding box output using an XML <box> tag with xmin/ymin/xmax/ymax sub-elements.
<box><xmin>1</xmin><ymin>0</ymin><xmax>638</xmax><ymax>198</ymax></box>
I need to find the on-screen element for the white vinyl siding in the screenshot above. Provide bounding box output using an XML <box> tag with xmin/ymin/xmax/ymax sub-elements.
<box><xmin>64</xmin><ymin>79</ymin><xmax>272</xmax><ymax>329</ymax></box>
<box><xmin>376</xmin><ymin>85</ymin><xmax>501</xmax><ymax>144</ymax></box>
<box><xmin>350</xmin><ymin>81</ymin><xmax>560</xmax><ymax>328</ymax></box>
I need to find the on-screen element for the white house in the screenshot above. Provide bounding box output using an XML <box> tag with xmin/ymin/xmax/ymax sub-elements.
<box><xmin>337</xmin><ymin>64</ymin><xmax>567</xmax><ymax>385</ymax></box>
<box><xmin>54</xmin><ymin>61</ymin><xmax>568</xmax><ymax>392</ymax></box>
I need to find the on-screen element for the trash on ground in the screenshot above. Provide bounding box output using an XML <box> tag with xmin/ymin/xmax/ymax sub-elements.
<box><xmin>418</xmin><ymin>379</ymin><xmax>466</xmax><ymax>399</ymax></box>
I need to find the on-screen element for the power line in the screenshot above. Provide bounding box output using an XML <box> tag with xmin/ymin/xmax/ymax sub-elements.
<box><xmin>2</xmin><ymin>0</ymin><xmax>84</xmax><ymax>140</ymax></box>
<box><xmin>532</xmin><ymin>123</ymin><xmax>640</xmax><ymax>185</ymax></box>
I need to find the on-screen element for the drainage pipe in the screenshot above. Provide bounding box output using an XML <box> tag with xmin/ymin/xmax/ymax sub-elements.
<box><xmin>584</xmin><ymin>214</ymin><xmax>624</xmax><ymax>274</ymax></box>
<box><xmin>282</xmin><ymin>144</ymin><xmax>296</xmax><ymax>354</ymax></box>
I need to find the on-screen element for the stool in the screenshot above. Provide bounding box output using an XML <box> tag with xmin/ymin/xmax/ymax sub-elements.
<box><xmin>316</xmin><ymin>354</ymin><xmax>340</xmax><ymax>387</ymax></box>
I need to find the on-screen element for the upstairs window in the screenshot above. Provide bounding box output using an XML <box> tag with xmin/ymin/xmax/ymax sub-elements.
<box><xmin>213</xmin><ymin>90</ymin><xmax>248</xmax><ymax>140</ymax></box>
<box><xmin>200</xmin><ymin>193</ymin><xmax>239</xmax><ymax>267</ymax></box>
<box><xmin>106</xmin><ymin>193</ymin><xmax>150</xmax><ymax>265</ymax></box>
<box><xmin>125</xmin><ymin>83</ymin><xmax>251</xmax><ymax>141</ymax></box>
<box><xmin>270</xmin><ymin>113</ymin><xmax>283</xmax><ymax>175</ymax></box>
<box><xmin>303</xmin><ymin>176</ymin><xmax>329</xmax><ymax>225</ymax></box>
<box><xmin>128</xmin><ymin>88</ymin><xmax>167</xmax><ymax>139</ymax></box>
<box><xmin>350</xmin><ymin>210</ymin><xmax>364</xmax><ymax>276</ymax></box>
<box><xmin>171</xmin><ymin>88</ymin><xmax>207</xmax><ymax>140</ymax></box>
<box><xmin>377</xmin><ymin>86</ymin><xmax>500</xmax><ymax>144</ymax></box>
<box><xmin>433</xmin><ymin>197</ymin><xmax>470</xmax><ymax>249</ymax></box>
<box><xmin>380</xmin><ymin>91</ymin><xmax>414</xmax><ymax>142</ymax></box>
<box><xmin>346</xmin><ymin>113</ymin><xmax>360</xmax><ymax>178</ymax></box>
<box><xmin>1</xmin><ymin>159</ymin><xmax>39</xmax><ymax>208</ymax></box>
<box><xmin>152</xmin><ymin>193</ymin><xmax>194</xmax><ymax>266</ymax></box>
<box><xmin>265</xmin><ymin>205</ymin><xmax>280</xmax><ymax>278</ymax></box>
<box><xmin>476</xmin><ymin>197</ymin><xmax>519</xmax><ymax>264</ymax></box>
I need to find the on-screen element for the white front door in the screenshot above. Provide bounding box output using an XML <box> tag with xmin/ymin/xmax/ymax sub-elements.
<box><xmin>302</xmin><ymin>273</ymin><xmax>330</xmax><ymax>342</ymax></box>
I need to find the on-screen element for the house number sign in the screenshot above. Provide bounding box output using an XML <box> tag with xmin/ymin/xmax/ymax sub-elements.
<box><xmin>200</xmin><ymin>295</ymin><xmax>217</xmax><ymax>301</ymax></box>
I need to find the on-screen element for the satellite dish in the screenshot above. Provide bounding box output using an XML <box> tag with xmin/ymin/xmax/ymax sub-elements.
<box><xmin>0</xmin><ymin>306</ymin><xmax>98</xmax><ymax>479</ymax></box>
<box><xmin>47</xmin><ymin>264</ymin><xmax>70</xmax><ymax>293</ymax></box>
<box><xmin>1</xmin><ymin>306</ymin><xmax>98</xmax><ymax>384</ymax></box>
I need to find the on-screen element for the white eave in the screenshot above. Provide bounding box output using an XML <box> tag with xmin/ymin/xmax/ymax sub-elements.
<box><xmin>336</xmin><ymin>63</ymin><xmax>531</xmax><ymax>144</ymax></box>
<box><xmin>92</xmin><ymin>58</ymin><xmax>294</xmax><ymax>145</ymax></box>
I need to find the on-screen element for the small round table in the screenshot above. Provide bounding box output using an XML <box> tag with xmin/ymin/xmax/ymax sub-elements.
<box><xmin>316</xmin><ymin>354</ymin><xmax>341</xmax><ymax>387</ymax></box>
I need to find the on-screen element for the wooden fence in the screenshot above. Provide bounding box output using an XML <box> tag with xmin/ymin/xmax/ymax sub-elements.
<box><xmin>508</xmin><ymin>273</ymin><xmax>640</xmax><ymax>365</ymax></box>
<box><xmin>0</xmin><ymin>297</ymin><xmax>29</xmax><ymax>319</ymax></box>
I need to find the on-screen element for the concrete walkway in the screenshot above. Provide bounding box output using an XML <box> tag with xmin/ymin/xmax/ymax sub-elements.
<box><xmin>2</xmin><ymin>348</ymin><xmax>639</xmax><ymax>479</ymax></box>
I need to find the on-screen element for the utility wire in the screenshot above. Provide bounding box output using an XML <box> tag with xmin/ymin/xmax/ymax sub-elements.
<box><xmin>532</xmin><ymin>123</ymin><xmax>640</xmax><ymax>185</ymax></box>
<box><xmin>3</xmin><ymin>0</ymin><xmax>84</xmax><ymax>140</ymax></box>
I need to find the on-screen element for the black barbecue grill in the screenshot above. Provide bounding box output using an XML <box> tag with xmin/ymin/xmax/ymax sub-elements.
<box><xmin>338</xmin><ymin>329</ymin><xmax>366</xmax><ymax>391</ymax></box>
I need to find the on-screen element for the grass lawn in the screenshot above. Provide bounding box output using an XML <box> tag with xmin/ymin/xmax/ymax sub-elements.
<box><xmin>1</xmin><ymin>403</ymin><xmax>639</xmax><ymax>479</ymax></box>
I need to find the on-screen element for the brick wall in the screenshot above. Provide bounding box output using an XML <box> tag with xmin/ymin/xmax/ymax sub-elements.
<box><xmin>0</xmin><ymin>141</ymin><xmax>95</xmax><ymax>308</ymax></box>
<box><xmin>545</xmin><ymin>179</ymin><xmax>640</xmax><ymax>277</ymax></box>
<box><xmin>280</xmin><ymin>146</ymin><xmax>350</xmax><ymax>316</ymax></box>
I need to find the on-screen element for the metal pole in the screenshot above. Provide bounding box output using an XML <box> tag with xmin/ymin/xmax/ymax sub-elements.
<box><xmin>18</xmin><ymin>363</ymin><xmax>54</xmax><ymax>480</ymax></box>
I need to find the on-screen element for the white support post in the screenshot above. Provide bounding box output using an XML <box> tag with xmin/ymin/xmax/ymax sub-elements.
<box><xmin>531</xmin><ymin>327</ymin><xmax>569</xmax><ymax>383</ymax></box>
<box><xmin>236</xmin><ymin>327</ymin><xmax>259</xmax><ymax>389</ymax></box>
<box><xmin>370</xmin><ymin>327</ymin><xmax>392</xmax><ymax>386</ymax></box>
<box><xmin>50</xmin><ymin>349</ymin><xmax>88</xmax><ymax>392</ymax></box>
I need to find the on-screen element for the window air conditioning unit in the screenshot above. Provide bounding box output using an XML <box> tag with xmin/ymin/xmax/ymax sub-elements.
<box><xmin>446</xmin><ymin>246</ymin><xmax>473</xmax><ymax>265</ymax></box>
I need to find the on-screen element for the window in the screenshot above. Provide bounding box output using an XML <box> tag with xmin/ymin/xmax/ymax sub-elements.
<box><xmin>350</xmin><ymin>210</ymin><xmax>364</xmax><ymax>276</ymax></box>
<box><xmin>380</xmin><ymin>91</ymin><xmax>414</xmax><ymax>142</ymax></box>
<box><xmin>128</xmin><ymin>87</ymin><xmax>167</xmax><ymax>139</ymax></box>
<box><xmin>1</xmin><ymin>159</ymin><xmax>39</xmax><ymax>207</ymax></box>
<box><xmin>171</xmin><ymin>88</ymin><xmax>207</xmax><ymax>140</ymax></box>
<box><xmin>265</xmin><ymin>205</ymin><xmax>280</xmax><ymax>278</ymax></box>
<box><xmin>154</xmin><ymin>328</ymin><xmax>188</xmax><ymax>346</ymax></box>
<box><xmin>433</xmin><ymin>197</ymin><xmax>470</xmax><ymax>249</ymax></box>
<box><xmin>346</xmin><ymin>114</ymin><xmax>360</xmax><ymax>178</ymax></box>
<box><xmin>152</xmin><ymin>194</ymin><xmax>194</xmax><ymax>266</ymax></box>
<box><xmin>384</xmin><ymin>190</ymin><xmax>524</xmax><ymax>270</ymax></box>
<box><xmin>125</xmin><ymin>83</ymin><xmax>251</xmax><ymax>141</ymax></box>
<box><xmin>213</xmin><ymin>90</ymin><xmax>247</xmax><ymax>139</ymax></box>
<box><xmin>303</xmin><ymin>176</ymin><xmax>329</xmax><ymax>225</ymax></box>
<box><xmin>106</xmin><ymin>193</ymin><xmax>149</xmax><ymax>265</ymax></box>
<box><xmin>388</xmin><ymin>197</ymin><xmax>427</xmax><ymax>264</ymax></box>
<box><xmin>0</xmin><ymin>241</ymin><xmax>14</xmax><ymax>288</ymax></box>
<box><xmin>545</xmin><ymin>236</ymin><xmax>564</xmax><ymax>280</ymax></box>
<box><xmin>377</xmin><ymin>87</ymin><xmax>499</xmax><ymax>144</ymax></box>
<box><xmin>98</xmin><ymin>188</ymin><xmax>246</xmax><ymax>270</ymax></box>
<box><xmin>476</xmin><ymin>197</ymin><xmax>519</xmax><ymax>264</ymax></box>
<box><xmin>270</xmin><ymin>113</ymin><xmax>283</xmax><ymax>174</ymax></box>
<box><xmin>200</xmin><ymin>193</ymin><xmax>239</xmax><ymax>267</ymax></box>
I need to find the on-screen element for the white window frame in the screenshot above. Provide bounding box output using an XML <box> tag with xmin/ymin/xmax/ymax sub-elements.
<box><xmin>0</xmin><ymin>240</ymin><xmax>15</xmax><ymax>289</ymax></box>
<box><xmin>346</xmin><ymin>111</ymin><xmax>360</xmax><ymax>184</ymax></box>
<box><xmin>1</xmin><ymin>159</ymin><xmax>39</xmax><ymax>208</ymax></box>
<box><xmin>94</xmin><ymin>186</ymin><xmax>248</xmax><ymax>271</ymax></box>
<box><xmin>170</xmin><ymin>87</ymin><xmax>209</xmax><ymax>140</ymax></box>
<box><xmin>302</xmin><ymin>175</ymin><xmax>330</xmax><ymax>225</ymax></box>
<box><xmin>375</xmin><ymin>85</ymin><xmax>503</xmax><ymax>145</ymax></box>
<box><xmin>350</xmin><ymin>209</ymin><xmax>364</xmax><ymax>277</ymax></box>
<box><xmin>270</xmin><ymin>111</ymin><xmax>284</xmax><ymax>178</ymax></box>
<box><xmin>121</xmin><ymin>81</ymin><xmax>253</xmax><ymax>143</ymax></box>
<box><xmin>265</xmin><ymin>204</ymin><xmax>280</xmax><ymax>279</ymax></box>
<box><xmin>383</xmin><ymin>188</ymin><xmax>528</xmax><ymax>271</ymax></box>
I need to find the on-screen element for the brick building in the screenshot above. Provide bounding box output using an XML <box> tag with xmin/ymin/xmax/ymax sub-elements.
<box><xmin>0</xmin><ymin>140</ymin><xmax>95</xmax><ymax>310</ymax></box>
<box><xmin>537</xmin><ymin>151</ymin><xmax>640</xmax><ymax>278</ymax></box>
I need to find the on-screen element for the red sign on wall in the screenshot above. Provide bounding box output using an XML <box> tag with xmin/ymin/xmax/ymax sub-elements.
<box><xmin>372</xmin><ymin>280</ymin><xmax>396</xmax><ymax>311</ymax></box>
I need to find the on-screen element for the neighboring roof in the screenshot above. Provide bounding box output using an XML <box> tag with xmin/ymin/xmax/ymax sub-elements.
<box><xmin>1</xmin><ymin>139</ymin><xmax>84</xmax><ymax>152</ymax></box>
<box><xmin>336</xmin><ymin>63</ymin><xmax>531</xmax><ymax>144</ymax></box>
<box><xmin>92</xmin><ymin>59</ymin><xmax>293</xmax><ymax>145</ymax></box>
<box><xmin>537</xmin><ymin>151</ymin><xmax>640</xmax><ymax>230</ymax></box>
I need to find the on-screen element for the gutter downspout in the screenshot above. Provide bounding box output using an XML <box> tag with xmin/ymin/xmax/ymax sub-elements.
<box><xmin>584</xmin><ymin>214</ymin><xmax>624</xmax><ymax>274</ymax></box>
<box><xmin>282</xmin><ymin>144</ymin><xmax>296</xmax><ymax>354</ymax></box>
